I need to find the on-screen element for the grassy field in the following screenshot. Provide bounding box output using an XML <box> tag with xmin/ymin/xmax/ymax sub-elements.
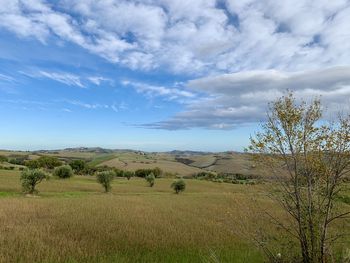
<box><xmin>0</xmin><ymin>169</ymin><xmax>276</xmax><ymax>263</ymax></box>
<box><xmin>0</xmin><ymin>169</ymin><xmax>349</xmax><ymax>262</ymax></box>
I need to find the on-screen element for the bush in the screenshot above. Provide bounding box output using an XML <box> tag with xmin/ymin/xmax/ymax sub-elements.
<box><xmin>0</xmin><ymin>155</ymin><xmax>8</xmax><ymax>162</ymax></box>
<box><xmin>134</xmin><ymin>168</ymin><xmax>162</xmax><ymax>178</ymax></box>
<box><xmin>53</xmin><ymin>165</ymin><xmax>73</xmax><ymax>179</ymax></box>
<box><xmin>114</xmin><ymin>169</ymin><xmax>124</xmax><ymax>177</ymax></box>
<box><xmin>96</xmin><ymin>171</ymin><xmax>114</xmax><ymax>192</ymax></box>
<box><xmin>171</xmin><ymin>179</ymin><xmax>186</xmax><ymax>194</ymax></box>
<box><xmin>37</xmin><ymin>156</ymin><xmax>62</xmax><ymax>169</ymax></box>
<box><xmin>69</xmin><ymin>160</ymin><xmax>86</xmax><ymax>174</ymax></box>
<box><xmin>25</xmin><ymin>159</ymin><xmax>40</xmax><ymax>169</ymax></box>
<box><xmin>20</xmin><ymin>169</ymin><xmax>48</xmax><ymax>194</ymax></box>
<box><xmin>123</xmin><ymin>171</ymin><xmax>134</xmax><ymax>180</ymax></box>
<box><xmin>145</xmin><ymin>173</ymin><xmax>155</xmax><ymax>187</ymax></box>
<box><xmin>8</xmin><ymin>156</ymin><xmax>27</xmax><ymax>165</ymax></box>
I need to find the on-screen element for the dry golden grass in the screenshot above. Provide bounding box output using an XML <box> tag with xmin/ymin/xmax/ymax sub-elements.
<box><xmin>0</xmin><ymin>170</ymin><xmax>270</xmax><ymax>262</ymax></box>
<box><xmin>100</xmin><ymin>158</ymin><xmax>203</xmax><ymax>176</ymax></box>
<box><xmin>0</xmin><ymin>170</ymin><xmax>348</xmax><ymax>262</ymax></box>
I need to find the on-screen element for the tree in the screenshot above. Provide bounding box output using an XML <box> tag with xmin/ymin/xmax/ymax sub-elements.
<box><xmin>20</xmin><ymin>169</ymin><xmax>48</xmax><ymax>194</ymax></box>
<box><xmin>0</xmin><ymin>155</ymin><xmax>8</xmax><ymax>162</ymax></box>
<box><xmin>54</xmin><ymin>165</ymin><xmax>73</xmax><ymax>179</ymax></box>
<box><xmin>96</xmin><ymin>171</ymin><xmax>114</xmax><ymax>192</ymax></box>
<box><xmin>37</xmin><ymin>156</ymin><xmax>62</xmax><ymax>170</ymax></box>
<box><xmin>171</xmin><ymin>179</ymin><xmax>186</xmax><ymax>194</ymax></box>
<box><xmin>248</xmin><ymin>93</ymin><xmax>350</xmax><ymax>263</ymax></box>
<box><xmin>152</xmin><ymin>167</ymin><xmax>162</xmax><ymax>178</ymax></box>
<box><xmin>69</xmin><ymin>160</ymin><xmax>86</xmax><ymax>174</ymax></box>
<box><xmin>123</xmin><ymin>171</ymin><xmax>134</xmax><ymax>180</ymax></box>
<box><xmin>25</xmin><ymin>159</ymin><xmax>40</xmax><ymax>169</ymax></box>
<box><xmin>145</xmin><ymin>173</ymin><xmax>155</xmax><ymax>187</ymax></box>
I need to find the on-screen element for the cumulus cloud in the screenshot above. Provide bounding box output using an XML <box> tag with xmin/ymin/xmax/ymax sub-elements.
<box><xmin>145</xmin><ymin>67</ymin><xmax>350</xmax><ymax>129</ymax></box>
<box><xmin>1</xmin><ymin>1</ymin><xmax>350</xmax><ymax>74</ymax></box>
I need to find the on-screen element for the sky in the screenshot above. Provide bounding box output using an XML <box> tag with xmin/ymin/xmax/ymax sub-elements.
<box><xmin>1</xmin><ymin>0</ymin><xmax>350</xmax><ymax>152</ymax></box>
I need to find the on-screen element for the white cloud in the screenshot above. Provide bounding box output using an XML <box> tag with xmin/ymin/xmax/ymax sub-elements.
<box><xmin>20</xmin><ymin>70</ymin><xmax>110</xmax><ymax>88</ymax></box>
<box><xmin>145</xmin><ymin>67</ymin><xmax>350</xmax><ymax>129</ymax></box>
<box><xmin>122</xmin><ymin>80</ymin><xmax>196</xmax><ymax>101</ymax></box>
<box><xmin>2</xmin><ymin>1</ymin><xmax>349</xmax><ymax>74</ymax></box>
<box><xmin>38</xmin><ymin>71</ymin><xmax>85</xmax><ymax>88</ymax></box>
<box><xmin>0</xmin><ymin>73</ymin><xmax>15</xmax><ymax>82</ymax></box>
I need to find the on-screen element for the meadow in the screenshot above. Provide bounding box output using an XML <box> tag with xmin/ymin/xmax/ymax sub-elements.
<box><xmin>0</xmin><ymin>169</ymin><xmax>278</xmax><ymax>263</ymax></box>
<box><xmin>0</xmin><ymin>150</ymin><xmax>349</xmax><ymax>262</ymax></box>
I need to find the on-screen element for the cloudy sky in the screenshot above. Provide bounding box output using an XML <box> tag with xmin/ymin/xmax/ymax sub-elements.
<box><xmin>1</xmin><ymin>0</ymin><xmax>350</xmax><ymax>151</ymax></box>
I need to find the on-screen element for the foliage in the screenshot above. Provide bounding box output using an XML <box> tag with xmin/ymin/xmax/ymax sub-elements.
<box><xmin>69</xmin><ymin>160</ymin><xmax>86</xmax><ymax>174</ymax></box>
<box><xmin>171</xmin><ymin>179</ymin><xmax>186</xmax><ymax>194</ymax></box>
<box><xmin>96</xmin><ymin>171</ymin><xmax>114</xmax><ymax>192</ymax></box>
<box><xmin>0</xmin><ymin>155</ymin><xmax>8</xmax><ymax>162</ymax></box>
<box><xmin>8</xmin><ymin>156</ymin><xmax>27</xmax><ymax>165</ymax></box>
<box><xmin>25</xmin><ymin>156</ymin><xmax>62</xmax><ymax>170</ymax></box>
<box><xmin>123</xmin><ymin>171</ymin><xmax>134</xmax><ymax>180</ymax></box>
<box><xmin>37</xmin><ymin>156</ymin><xmax>62</xmax><ymax>169</ymax></box>
<box><xmin>20</xmin><ymin>169</ymin><xmax>48</xmax><ymax>194</ymax></box>
<box><xmin>54</xmin><ymin>165</ymin><xmax>73</xmax><ymax>179</ymax></box>
<box><xmin>248</xmin><ymin>92</ymin><xmax>350</xmax><ymax>262</ymax></box>
<box><xmin>25</xmin><ymin>159</ymin><xmax>40</xmax><ymax>169</ymax></box>
<box><xmin>135</xmin><ymin>168</ymin><xmax>162</xmax><ymax>178</ymax></box>
<box><xmin>114</xmin><ymin>168</ymin><xmax>124</xmax><ymax>177</ymax></box>
<box><xmin>145</xmin><ymin>173</ymin><xmax>155</xmax><ymax>187</ymax></box>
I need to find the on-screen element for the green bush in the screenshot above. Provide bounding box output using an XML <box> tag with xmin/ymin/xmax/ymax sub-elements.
<box><xmin>0</xmin><ymin>155</ymin><xmax>8</xmax><ymax>162</ymax></box>
<box><xmin>25</xmin><ymin>159</ymin><xmax>40</xmax><ymax>169</ymax></box>
<box><xmin>53</xmin><ymin>165</ymin><xmax>73</xmax><ymax>179</ymax></box>
<box><xmin>96</xmin><ymin>171</ymin><xmax>114</xmax><ymax>192</ymax></box>
<box><xmin>37</xmin><ymin>156</ymin><xmax>62</xmax><ymax>169</ymax></box>
<box><xmin>135</xmin><ymin>168</ymin><xmax>162</xmax><ymax>178</ymax></box>
<box><xmin>69</xmin><ymin>160</ymin><xmax>86</xmax><ymax>174</ymax></box>
<box><xmin>123</xmin><ymin>171</ymin><xmax>134</xmax><ymax>180</ymax></box>
<box><xmin>20</xmin><ymin>169</ymin><xmax>48</xmax><ymax>194</ymax></box>
<box><xmin>145</xmin><ymin>173</ymin><xmax>155</xmax><ymax>187</ymax></box>
<box><xmin>171</xmin><ymin>179</ymin><xmax>186</xmax><ymax>194</ymax></box>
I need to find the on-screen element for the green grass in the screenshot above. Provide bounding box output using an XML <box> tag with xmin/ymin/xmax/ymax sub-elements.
<box><xmin>87</xmin><ymin>153</ymin><xmax>118</xmax><ymax>166</ymax></box>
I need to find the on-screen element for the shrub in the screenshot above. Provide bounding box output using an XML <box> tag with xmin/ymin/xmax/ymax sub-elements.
<box><xmin>96</xmin><ymin>171</ymin><xmax>114</xmax><ymax>192</ymax></box>
<box><xmin>171</xmin><ymin>179</ymin><xmax>186</xmax><ymax>194</ymax></box>
<box><xmin>124</xmin><ymin>171</ymin><xmax>134</xmax><ymax>180</ymax></box>
<box><xmin>53</xmin><ymin>165</ymin><xmax>73</xmax><ymax>179</ymax></box>
<box><xmin>8</xmin><ymin>156</ymin><xmax>27</xmax><ymax>165</ymax></box>
<box><xmin>69</xmin><ymin>160</ymin><xmax>86</xmax><ymax>174</ymax></box>
<box><xmin>0</xmin><ymin>155</ymin><xmax>8</xmax><ymax>162</ymax></box>
<box><xmin>135</xmin><ymin>168</ymin><xmax>162</xmax><ymax>178</ymax></box>
<box><xmin>37</xmin><ymin>156</ymin><xmax>62</xmax><ymax>170</ymax></box>
<box><xmin>25</xmin><ymin>159</ymin><xmax>40</xmax><ymax>169</ymax></box>
<box><xmin>20</xmin><ymin>169</ymin><xmax>48</xmax><ymax>194</ymax></box>
<box><xmin>114</xmin><ymin>169</ymin><xmax>124</xmax><ymax>177</ymax></box>
<box><xmin>152</xmin><ymin>167</ymin><xmax>162</xmax><ymax>178</ymax></box>
<box><xmin>145</xmin><ymin>173</ymin><xmax>155</xmax><ymax>187</ymax></box>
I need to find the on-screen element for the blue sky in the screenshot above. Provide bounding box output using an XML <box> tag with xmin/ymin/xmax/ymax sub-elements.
<box><xmin>1</xmin><ymin>0</ymin><xmax>350</xmax><ymax>151</ymax></box>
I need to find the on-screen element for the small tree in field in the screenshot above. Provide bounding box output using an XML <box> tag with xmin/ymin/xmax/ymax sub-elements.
<box><xmin>69</xmin><ymin>160</ymin><xmax>86</xmax><ymax>174</ymax></box>
<box><xmin>171</xmin><ymin>179</ymin><xmax>186</xmax><ymax>194</ymax></box>
<box><xmin>248</xmin><ymin>93</ymin><xmax>350</xmax><ymax>263</ymax></box>
<box><xmin>124</xmin><ymin>171</ymin><xmax>134</xmax><ymax>180</ymax></box>
<box><xmin>96</xmin><ymin>171</ymin><xmax>114</xmax><ymax>192</ymax></box>
<box><xmin>145</xmin><ymin>173</ymin><xmax>155</xmax><ymax>187</ymax></box>
<box><xmin>54</xmin><ymin>165</ymin><xmax>73</xmax><ymax>179</ymax></box>
<box><xmin>20</xmin><ymin>169</ymin><xmax>48</xmax><ymax>194</ymax></box>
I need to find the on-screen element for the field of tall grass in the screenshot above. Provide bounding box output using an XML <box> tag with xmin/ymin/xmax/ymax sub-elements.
<box><xmin>0</xmin><ymin>169</ymin><xmax>349</xmax><ymax>262</ymax></box>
